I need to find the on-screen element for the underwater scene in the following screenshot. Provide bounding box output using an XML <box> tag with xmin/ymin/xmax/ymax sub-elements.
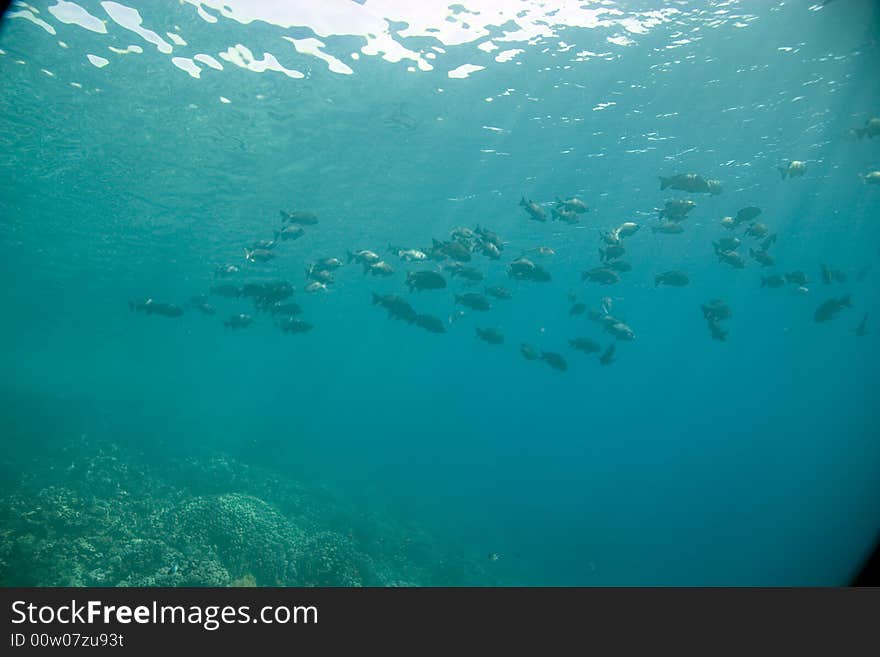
<box><xmin>0</xmin><ymin>0</ymin><xmax>878</xmax><ymax>587</ymax></box>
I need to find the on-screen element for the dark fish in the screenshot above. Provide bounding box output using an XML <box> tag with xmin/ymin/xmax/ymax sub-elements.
<box><xmin>813</xmin><ymin>295</ymin><xmax>852</xmax><ymax>323</ymax></box>
<box><xmin>520</xmin><ymin>343</ymin><xmax>540</xmax><ymax>360</ymax></box>
<box><xmin>761</xmin><ymin>275</ymin><xmax>785</xmax><ymax>288</ymax></box>
<box><xmin>749</xmin><ymin>248</ymin><xmax>774</xmax><ymax>267</ymax></box>
<box><xmin>214</xmin><ymin>264</ymin><xmax>240</xmax><ymax>277</ymax></box>
<box><xmin>598</xmin><ymin>343</ymin><xmax>616</xmax><ymax>366</ymax></box>
<box><xmin>539</xmin><ymin>351</ymin><xmax>567</xmax><ymax>372</ymax></box>
<box><xmin>651</xmin><ymin>222</ymin><xmax>684</xmax><ymax>234</ymax></box>
<box><xmin>445</xmin><ymin>263</ymin><xmax>484</xmax><ymax>283</ymax></box>
<box><xmin>854</xmin><ymin>313</ymin><xmax>868</xmax><ymax>337</ymax></box>
<box><xmin>270</xmin><ymin>302</ymin><xmax>303</xmax><ymax>316</ymax></box>
<box><xmin>210</xmin><ymin>283</ymin><xmax>242</xmax><ymax>298</ymax></box>
<box><xmin>570</xmin><ymin>302</ymin><xmax>587</xmax><ymax>317</ymax></box>
<box><xmin>275</xmin><ymin>225</ymin><xmax>304</xmax><ymax>241</ymax></box>
<box><xmin>476</xmin><ymin>327</ymin><xmax>504</xmax><ymax>345</ymax></box>
<box><xmin>129</xmin><ymin>299</ymin><xmax>183</xmax><ymax>317</ymax></box>
<box><xmin>371</xmin><ymin>293</ymin><xmax>417</xmax><ymax>323</ymax></box>
<box><xmin>455</xmin><ymin>293</ymin><xmax>491</xmax><ymax>311</ymax></box>
<box><xmin>658</xmin><ymin>199</ymin><xmax>696</xmax><ymax>221</ymax></box>
<box><xmin>475</xmin><ymin>226</ymin><xmax>502</xmax><ymax>250</ymax></box>
<box><xmin>655</xmin><ymin>270</ymin><xmax>690</xmax><ymax>287</ymax></box>
<box><xmin>569</xmin><ymin>337</ymin><xmax>601</xmax><ymax>354</ymax></box>
<box><xmin>280</xmin><ymin>210</ymin><xmax>319</xmax><ymax>225</ymax></box>
<box><xmin>701</xmin><ymin>299</ymin><xmax>732</xmax><ymax>322</ymax></box>
<box><xmin>406</xmin><ymin>270</ymin><xmax>447</xmax><ymax>292</ymax></box>
<box><xmin>485</xmin><ymin>285</ymin><xmax>512</xmax><ymax>300</ymax></box>
<box><xmin>785</xmin><ymin>271</ymin><xmax>808</xmax><ymax>286</ymax></box>
<box><xmin>224</xmin><ymin>313</ymin><xmax>252</xmax><ymax>329</ymax></box>
<box><xmin>607</xmin><ymin>260</ymin><xmax>632</xmax><ymax>273</ymax></box>
<box><xmin>581</xmin><ymin>267</ymin><xmax>620</xmax><ymax>285</ymax></box>
<box><xmin>279</xmin><ymin>317</ymin><xmax>313</xmax><ymax>334</ymax></box>
<box><xmin>519</xmin><ymin>197</ymin><xmax>546</xmax><ymax>222</ymax></box>
<box><xmin>244</xmin><ymin>248</ymin><xmax>274</xmax><ymax>263</ymax></box>
<box><xmin>659</xmin><ymin>173</ymin><xmax>722</xmax><ymax>195</ymax></box>
<box><xmin>414</xmin><ymin>314</ymin><xmax>446</xmax><ymax>334</ymax></box>
<box><xmin>706</xmin><ymin>317</ymin><xmax>727</xmax><ymax>342</ymax></box>
<box><xmin>599</xmin><ymin>244</ymin><xmax>626</xmax><ymax>261</ymax></box>
<box><xmin>735</xmin><ymin>206</ymin><xmax>762</xmax><ymax>224</ymax></box>
<box><xmin>190</xmin><ymin>296</ymin><xmax>215</xmax><ymax>315</ymax></box>
<box><xmin>854</xmin><ymin>117</ymin><xmax>880</xmax><ymax>139</ymax></box>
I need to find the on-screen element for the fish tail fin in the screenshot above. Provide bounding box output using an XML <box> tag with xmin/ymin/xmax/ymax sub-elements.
<box><xmin>128</xmin><ymin>300</ymin><xmax>135</xmax><ymax>312</ymax></box>
<box><xmin>856</xmin><ymin>128</ymin><xmax>867</xmax><ymax>139</ymax></box>
<box><xmin>244</xmin><ymin>248</ymin><xmax>253</xmax><ymax>262</ymax></box>
<box><xmin>659</xmin><ymin>176</ymin><xmax>670</xmax><ymax>190</ymax></box>
<box><xmin>371</xmin><ymin>292</ymin><xmax>382</xmax><ymax>305</ymax></box>
<box><xmin>777</xmin><ymin>166</ymin><xmax>788</xmax><ymax>179</ymax></box>
<box><xmin>346</xmin><ymin>250</ymin><xmax>355</xmax><ymax>263</ymax></box>
<box><xmin>654</xmin><ymin>275</ymin><xmax>661</xmax><ymax>287</ymax></box>
<box><xmin>842</xmin><ymin>294</ymin><xmax>852</xmax><ymax>308</ymax></box>
<box><xmin>519</xmin><ymin>196</ymin><xmax>526</xmax><ymax>207</ymax></box>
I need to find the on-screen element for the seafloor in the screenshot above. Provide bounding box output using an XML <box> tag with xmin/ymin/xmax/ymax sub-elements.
<box><xmin>0</xmin><ymin>433</ymin><xmax>492</xmax><ymax>587</ymax></box>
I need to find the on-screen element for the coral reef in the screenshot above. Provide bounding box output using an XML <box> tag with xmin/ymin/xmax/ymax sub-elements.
<box><xmin>0</xmin><ymin>435</ymin><xmax>491</xmax><ymax>586</ymax></box>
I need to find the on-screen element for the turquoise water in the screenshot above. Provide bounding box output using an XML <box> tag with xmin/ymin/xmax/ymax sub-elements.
<box><xmin>0</xmin><ymin>0</ymin><xmax>878</xmax><ymax>586</ymax></box>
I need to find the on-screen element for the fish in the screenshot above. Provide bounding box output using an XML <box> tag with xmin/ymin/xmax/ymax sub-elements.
<box><xmin>210</xmin><ymin>283</ymin><xmax>242</xmax><ymax>298</ymax></box>
<box><xmin>224</xmin><ymin>313</ymin><xmax>252</xmax><ymax>329</ymax></box>
<box><xmin>853</xmin><ymin>117</ymin><xmax>880</xmax><ymax>139</ymax></box>
<box><xmin>813</xmin><ymin>295</ymin><xmax>852</xmax><ymax>323</ymax></box>
<box><xmin>455</xmin><ymin>293</ymin><xmax>492</xmax><ymax>311</ymax></box>
<box><xmin>654</xmin><ymin>270</ymin><xmax>690</xmax><ymax>287</ymax></box>
<box><xmin>778</xmin><ymin>160</ymin><xmax>807</xmax><ymax>179</ymax></box>
<box><xmin>717</xmin><ymin>250</ymin><xmax>746</xmax><ymax>269</ymax></box>
<box><xmin>599</xmin><ymin>244</ymin><xmax>626</xmax><ymax>261</ymax></box>
<box><xmin>706</xmin><ymin>317</ymin><xmax>728</xmax><ymax>342</ymax></box>
<box><xmin>244</xmin><ymin>248</ymin><xmax>274</xmax><ymax>263</ymax></box>
<box><xmin>485</xmin><ymin>285</ymin><xmax>513</xmax><ymax>300</ymax></box>
<box><xmin>569</xmin><ymin>337</ymin><xmax>601</xmax><ymax>354</ymax></box>
<box><xmin>555</xmin><ymin>197</ymin><xmax>589</xmax><ymax>213</ymax></box>
<box><xmin>606</xmin><ymin>322</ymin><xmax>635</xmax><ymax>341</ymax></box>
<box><xmin>476</xmin><ymin>327</ymin><xmax>504</xmax><ymax>345</ymax></box>
<box><xmin>735</xmin><ymin>206</ymin><xmax>762</xmax><ymax>224</ymax></box>
<box><xmin>414</xmin><ymin>314</ymin><xmax>446</xmax><ymax>334</ymax></box>
<box><xmin>599</xmin><ymin>343</ymin><xmax>616</xmax><ymax>366</ymax></box>
<box><xmin>785</xmin><ymin>271</ymin><xmax>809</xmax><ymax>286</ymax></box>
<box><xmin>569</xmin><ymin>302</ymin><xmax>587</xmax><ymax>317</ymax></box>
<box><xmin>520</xmin><ymin>343</ymin><xmax>540</xmax><ymax>360</ymax></box>
<box><xmin>519</xmin><ymin>197</ymin><xmax>546</xmax><ymax>222</ymax></box>
<box><xmin>659</xmin><ymin>173</ymin><xmax>722</xmax><ymax>195</ymax></box>
<box><xmin>274</xmin><ymin>225</ymin><xmax>304</xmax><ymax>241</ymax></box>
<box><xmin>278</xmin><ymin>317</ymin><xmax>313</xmax><ymax>334</ymax></box>
<box><xmin>348</xmin><ymin>249</ymin><xmax>381</xmax><ymax>266</ymax></box>
<box><xmin>365</xmin><ymin>261</ymin><xmax>394</xmax><ymax>277</ymax></box>
<box><xmin>614</xmin><ymin>222</ymin><xmax>640</xmax><ymax>239</ymax></box>
<box><xmin>539</xmin><ymin>351</ymin><xmax>568</xmax><ymax>372</ymax></box>
<box><xmin>749</xmin><ymin>248</ymin><xmax>774</xmax><ymax>267</ymax></box>
<box><xmin>372</xmin><ymin>293</ymin><xmax>417</xmax><ymax>323</ymax></box>
<box><xmin>651</xmin><ymin>222</ymin><xmax>684</xmax><ymax>234</ymax></box>
<box><xmin>581</xmin><ymin>267</ymin><xmax>620</xmax><ymax>285</ymax></box>
<box><xmin>129</xmin><ymin>299</ymin><xmax>183</xmax><ymax>317</ymax></box>
<box><xmin>854</xmin><ymin>313</ymin><xmax>868</xmax><ymax>337</ymax></box>
<box><xmin>701</xmin><ymin>299</ymin><xmax>732</xmax><ymax>322</ymax></box>
<box><xmin>280</xmin><ymin>210</ymin><xmax>318</xmax><ymax>225</ymax></box>
<box><xmin>658</xmin><ymin>199</ymin><xmax>696</xmax><ymax>221</ymax></box>
<box><xmin>761</xmin><ymin>275</ymin><xmax>785</xmax><ymax>288</ymax></box>
<box><xmin>190</xmin><ymin>295</ymin><xmax>215</xmax><ymax>315</ymax></box>
<box><xmin>406</xmin><ymin>270</ymin><xmax>447</xmax><ymax>292</ymax></box>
